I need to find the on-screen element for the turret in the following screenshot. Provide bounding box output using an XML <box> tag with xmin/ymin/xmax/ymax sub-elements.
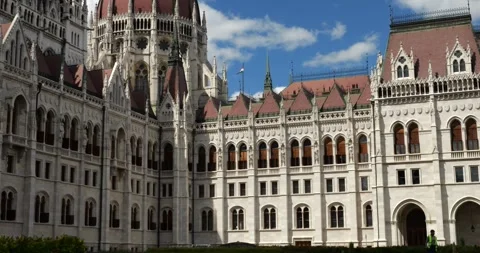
<box><xmin>192</xmin><ymin>1</ymin><xmax>198</xmax><ymax>25</ymax></box>
<box><xmin>202</xmin><ymin>11</ymin><xmax>207</xmax><ymax>28</ymax></box>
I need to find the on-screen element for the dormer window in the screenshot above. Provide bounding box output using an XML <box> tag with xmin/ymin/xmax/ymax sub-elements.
<box><xmin>452</xmin><ymin>51</ymin><xmax>466</xmax><ymax>73</ymax></box>
<box><xmin>396</xmin><ymin>57</ymin><xmax>409</xmax><ymax>79</ymax></box>
<box><xmin>447</xmin><ymin>39</ymin><xmax>472</xmax><ymax>76</ymax></box>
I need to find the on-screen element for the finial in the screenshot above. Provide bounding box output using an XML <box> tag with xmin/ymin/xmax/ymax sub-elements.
<box><xmin>174</xmin><ymin>0</ymin><xmax>180</xmax><ymax>18</ymax></box>
<box><xmin>202</xmin><ymin>11</ymin><xmax>207</xmax><ymax>28</ymax></box>
<box><xmin>152</xmin><ymin>0</ymin><xmax>157</xmax><ymax>13</ymax></box>
<box><xmin>428</xmin><ymin>60</ymin><xmax>432</xmax><ymax>78</ymax></box>
<box><xmin>266</xmin><ymin>50</ymin><xmax>271</xmax><ymax>74</ymax></box>
<box><xmin>213</xmin><ymin>56</ymin><xmax>217</xmax><ymax>72</ymax></box>
<box><xmin>31</xmin><ymin>40</ymin><xmax>37</xmax><ymax>62</ymax></box>
<box><xmin>468</xmin><ymin>0</ymin><xmax>471</xmax><ymax>12</ymax></box>
<box><xmin>192</xmin><ymin>0</ymin><xmax>197</xmax><ymax>25</ymax></box>
<box><xmin>222</xmin><ymin>62</ymin><xmax>227</xmax><ymax>81</ymax></box>
<box><xmin>128</xmin><ymin>0</ymin><xmax>133</xmax><ymax>13</ymax></box>
<box><xmin>89</xmin><ymin>11</ymin><xmax>93</xmax><ymax>27</ymax></box>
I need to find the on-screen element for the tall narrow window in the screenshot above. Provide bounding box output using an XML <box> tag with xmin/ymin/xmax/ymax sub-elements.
<box><xmin>208</xmin><ymin>146</ymin><xmax>217</xmax><ymax>171</ymax></box>
<box><xmin>258</xmin><ymin>142</ymin><xmax>267</xmax><ymax>168</ymax></box>
<box><xmin>0</xmin><ymin>190</ymin><xmax>16</xmax><ymax>221</ymax></box>
<box><xmin>324</xmin><ymin>138</ymin><xmax>333</xmax><ymax>165</ymax></box>
<box><xmin>147</xmin><ymin>207</ymin><xmax>156</xmax><ymax>230</ymax></box>
<box><xmin>290</xmin><ymin>140</ymin><xmax>300</xmax><ymax>166</ymax></box>
<box><xmin>136</xmin><ymin>139</ymin><xmax>143</xmax><ymax>166</ymax></box>
<box><xmin>451</xmin><ymin>120</ymin><xmax>463</xmax><ymax>151</ymax></box>
<box><xmin>263</xmin><ymin>207</ymin><xmax>276</xmax><ymax>229</ymax></box>
<box><xmin>336</xmin><ymin>137</ymin><xmax>346</xmax><ymax>164</ymax></box>
<box><xmin>466</xmin><ymin>119</ymin><xmax>479</xmax><ymax>150</ymax></box>
<box><xmin>403</xmin><ymin>65</ymin><xmax>409</xmax><ymax>77</ymax></box>
<box><xmin>330</xmin><ymin>205</ymin><xmax>344</xmax><ymax>228</ymax></box>
<box><xmin>358</xmin><ymin>135</ymin><xmax>368</xmax><ymax>162</ymax></box>
<box><xmin>460</xmin><ymin>59</ymin><xmax>466</xmax><ymax>72</ymax></box>
<box><xmin>231</xmin><ymin>208</ymin><xmax>245</xmax><ymax>230</ymax></box>
<box><xmin>45</xmin><ymin>111</ymin><xmax>55</xmax><ymax>145</ymax></box>
<box><xmin>36</xmin><ymin>109</ymin><xmax>45</xmax><ymax>143</ymax></box>
<box><xmin>453</xmin><ymin>59</ymin><xmax>459</xmax><ymax>73</ymax></box>
<box><xmin>397</xmin><ymin>66</ymin><xmax>403</xmax><ymax>78</ymax></box>
<box><xmin>394</xmin><ymin>124</ymin><xmax>406</xmax><ymax>154</ymax></box>
<box><xmin>197</xmin><ymin>146</ymin><xmax>206</xmax><ymax>172</ymax></box>
<box><xmin>238</xmin><ymin>144</ymin><xmax>247</xmax><ymax>169</ymax></box>
<box><xmin>302</xmin><ymin>139</ymin><xmax>312</xmax><ymax>165</ymax></box>
<box><xmin>408</xmin><ymin>123</ymin><xmax>420</xmax><ymax>154</ymax></box>
<box><xmin>70</xmin><ymin>119</ymin><xmax>78</xmax><ymax>151</ymax></box>
<box><xmin>163</xmin><ymin>143</ymin><xmax>173</xmax><ymax>170</ymax></box>
<box><xmin>270</xmin><ymin>141</ymin><xmax>279</xmax><ymax>168</ymax></box>
<box><xmin>131</xmin><ymin>206</ymin><xmax>140</xmax><ymax>229</ymax></box>
<box><xmin>135</xmin><ymin>62</ymin><xmax>148</xmax><ymax>92</ymax></box>
<box><xmin>365</xmin><ymin>205</ymin><xmax>373</xmax><ymax>227</ymax></box>
<box><xmin>296</xmin><ymin>206</ymin><xmax>309</xmax><ymax>229</ymax></box>
<box><xmin>227</xmin><ymin>145</ymin><xmax>236</xmax><ymax>170</ymax></box>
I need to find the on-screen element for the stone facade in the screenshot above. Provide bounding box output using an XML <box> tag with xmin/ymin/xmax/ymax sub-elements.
<box><xmin>1</xmin><ymin>2</ymin><xmax>480</xmax><ymax>251</ymax></box>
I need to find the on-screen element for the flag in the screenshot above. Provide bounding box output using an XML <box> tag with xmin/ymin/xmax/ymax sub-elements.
<box><xmin>237</xmin><ymin>64</ymin><xmax>244</xmax><ymax>74</ymax></box>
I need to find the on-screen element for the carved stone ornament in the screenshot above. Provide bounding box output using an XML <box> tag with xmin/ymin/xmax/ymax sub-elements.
<box><xmin>280</xmin><ymin>144</ymin><xmax>285</xmax><ymax>166</ymax></box>
<box><xmin>58</xmin><ymin>118</ymin><xmax>65</xmax><ymax>145</ymax></box>
<box><xmin>82</xmin><ymin>125</ymin><xmax>88</xmax><ymax>151</ymax></box>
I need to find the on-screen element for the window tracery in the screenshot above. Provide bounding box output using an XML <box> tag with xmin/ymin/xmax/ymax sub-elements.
<box><xmin>447</xmin><ymin>37</ymin><xmax>471</xmax><ymax>75</ymax></box>
<box><xmin>391</xmin><ymin>44</ymin><xmax>414</xmax><ymax>81</ymax></box>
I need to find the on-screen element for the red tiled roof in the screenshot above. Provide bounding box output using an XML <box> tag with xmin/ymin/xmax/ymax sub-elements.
<box><xmin>289</xmin><ymin>86</ymin><xmax>313</xmax><ymax>112</ymax></box>
<box><xmin>382</xmin><ymin>23</ymin><xmax>480</xmax><ymax>81</ymax></box>
<box><xmin>257</xmin><ymin>91</ymin><xmax>281</xmax><ymax>115</ymax></box>
<box><xmin>282</xmin><ymin>75</ymin><xmax>369</xmax><ymax>99</ymax></box>
<box><xmin>322</xmin><ymin>84</ymin><xmax>345</xmax><ymax>110</ymax></box>
<box><xmin>97</xmin><ymin>0</ymin><xmax>201</xmax><ymax>23</ymax></box>
<box><xmin>356</xmin><ymin>84</ymin><xmax>371</xmax><ymax>106</ymax></box>
<box><xmin>162</xmin><ymin>59</ymin><xmax>188</xmax><ymax>106</ymax></box>
<box><xmin>202</xmin><ymin>97</ymin><xmax>221</xmax><ymax>120</ymax></box>
<box><xmin>227</xmin><ymin>93</ymin><xmax>251</xmax><ymax>118</ymax></box>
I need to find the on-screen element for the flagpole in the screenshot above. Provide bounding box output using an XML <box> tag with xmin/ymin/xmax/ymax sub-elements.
<box><xmin>242</xmin><ymin>65</ymin><xmax>245</xmax><ymax>94</ymax></box>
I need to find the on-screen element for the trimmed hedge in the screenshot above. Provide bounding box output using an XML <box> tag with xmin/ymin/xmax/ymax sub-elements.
<box><xmin>0</xmin><ymin>235</ymin><xmax>86</xmax><ymax>253</ymax></box>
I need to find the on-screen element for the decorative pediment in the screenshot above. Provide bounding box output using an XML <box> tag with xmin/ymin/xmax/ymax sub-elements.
<box><xmin>446</xmin><ymin>36</ymin><xmax>472</xmax><ymax>75</ymax></box>
<box><xmin>108</xmin><ymin>62</ymin><xmax>127</xmax><ymax>107</ymax></box>
<box><xmin>390</xmin><ymin>42</ymin><xmax>414</xmax><ymax>81</ymax></box>
<box><xmin>2</xmin><ymin>14</ymin><xmax>31</xmax><ymax>71</ymax></box>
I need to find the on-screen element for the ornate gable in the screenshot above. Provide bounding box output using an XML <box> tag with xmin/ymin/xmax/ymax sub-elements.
<box><xmin>446</xmin><ymin>36</ymin><xmax>472</xmax><ymax>75</ymax></box>
<box><xmin>1</xmin><ymin>14</ymin><xmax>31</xmax><ymax>71</ymax></box>
<box><xmin>391</xmin><ymin>42</ymin><xmax>415</xmax><ymax>81</ymax></box>
<box><xmin>108</xmin><ymin>62</ymin><xmax>126</xmax><ymax>107</ymax></box>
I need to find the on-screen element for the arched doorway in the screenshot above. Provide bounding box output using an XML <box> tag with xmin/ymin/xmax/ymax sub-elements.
<box><xmin>455</xmin><ymin>201</ymin><xmax>480</xmax><ymax>245</ymax></box>
<box><xmin>398</xmin><ymin>204</ymin><xmax>427</xmax><ymax>246</ymax></box>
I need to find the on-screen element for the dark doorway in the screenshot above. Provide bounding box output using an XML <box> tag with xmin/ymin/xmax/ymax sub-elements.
<box><xmin>406</xmin><ymin>208</ymin><xmax>426</xmax><ymax>246</ymax></box>
<box><xmin>295</xmin><ymin>241</ymin><xmax>311</xmax><ymax>247</ymax></box>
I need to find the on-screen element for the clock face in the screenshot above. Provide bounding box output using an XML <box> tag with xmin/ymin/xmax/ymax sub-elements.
<box><xmin>136</xmin><ymin>37</ymin><xmax>148</xmax><ymax>50</ymax></box>
<box><xmin>159</xmin><ymin>39</ymin><xmax>170</xmax><ymax>51</ymax></box>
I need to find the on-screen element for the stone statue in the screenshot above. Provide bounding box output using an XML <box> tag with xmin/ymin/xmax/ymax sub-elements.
<box><xmin>280</xmin><ymin>144</ymin><xmax>285</xmax><ymax>166</ymax></box>
<box><xmin>82</xmin><ymin>125</ymin><xmax>88</xmax><ymax>151</ymax></box>
<box><xmin>58</xmin><ymin>118</ymin><xmax>65</xmax><ymax>145</ymax></box>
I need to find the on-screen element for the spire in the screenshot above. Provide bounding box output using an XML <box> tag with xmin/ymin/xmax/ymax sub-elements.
<box><xmin>174</xmin><ymin>0</ymin><xmax>180</xmax><ymax>18</ymax></box>
<box><xmin>202</xmin><ymin>11</ymin><xmax>207</xmax><ymax>28</ymax></box>
<box><xmin>222</xmin><ymin>62</ymin><xmax>227</xmax><ymax>82</ymax></box>
<box><xmin>213</xmin><ymin>56</ymin><xmax>217</xmax><ymax>74</ymax></box>
<box><xmin>169</xmin><ymin>4</ymin><xmax>182</xmax><ymax>66</ymax></box>
<box><xmin>107</xmin><ymin>0</ymin><xmax>113</xmax><ymax>17</ymax></box>
<box><xmin>94</xmin><ymin>3</ymin><xmax>98</xmax><ymax>23</ymax></box>
<box><xmin>192</xmin><ymin>0</ymin><xmax>198</xmax><ymax>25</ymax></box>
<box><xmin>30</xmin><ymin>40</ymin><xmax>37</xmax><ymax>62</ymax></box>
<box><xmin>128</xmin><ymin>0</ymin><xmax>133</xmax><ymax>13</ymax></box>
<box><xmin>264</xmin><ymin>51</ymin><xmax>273</xmax><ymax>94</ymax></box>
<box><xmin>152</xmin><ymin>0</ymin><xmax>157</xmax><ymax>13</ymax></box>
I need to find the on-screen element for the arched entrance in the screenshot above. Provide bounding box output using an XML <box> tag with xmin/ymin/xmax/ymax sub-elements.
<box><xmin>398</xmin><ymin>204</ymin><xmax>427</xmax><ymax>246</ymax></box>
<box><xmin>455</xmin><ymin>201</ymin><xmax>480</xmax><ymax>245</ymax></box>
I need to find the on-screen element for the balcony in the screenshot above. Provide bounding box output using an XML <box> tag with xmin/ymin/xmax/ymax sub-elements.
<box><xmin>323</xmin><ymin>164</ymin><xmax>347</xmax><ymax>172</ymax></box>
<box><xmin>447</xmin><ymin>150</ymin><xmax>480</xmax><ymax>159</ymax></box>
<box><xmin>257</xmin><ymin>160</ymin><xmax>267</xmax><ymax>169</ymax></box>
<box><xmin>3</xmin><ymin>134</ymin><xmax>27</xmax><ymax>147</ymax></box>
<box><xmin>302</xmin><ymin>157</ymin><xmax>312</xmax><ymax>166</ymax></box>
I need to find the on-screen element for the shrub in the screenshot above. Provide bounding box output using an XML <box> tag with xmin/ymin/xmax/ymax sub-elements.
<box><xmin>0</xmin><ymin>235</ymin><xmax>85</xmax><ymax>253</ymax></box>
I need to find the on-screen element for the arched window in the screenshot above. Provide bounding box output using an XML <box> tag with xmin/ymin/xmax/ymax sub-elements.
<box><xmin>227</xmin><ymin>145</ymin><xmax>236</xmax><ymax>170</ymax></box>
<box><xmin>130</xmin><ymin>137</ymin><xmax>136</xmax><ymax>164</ymax></box>
<box><xmin>36</xmin><ymin>108</ymin><xmax>45</xmax><ymax>143</ymax></box>
<box><xmin>12</xmin><ymin>95</ymin><xmax>27</xmax><ymax>136</ymax></box>
<box><xmin>161</xmin><ymin>209</ymin><xmax>173</xmax><ymax>231</ymax></box>
<box><xmin>231</xmin><ymin>208</ymin><xmax>245</xmax><ymax>230</ymax></box>
<box><xmin>302</xmin><ymin>139</ymin><xmax>312</xmax><ymax>165</ymax></box>
<box><xmin>85</xmin><ymin>124</ymin><xmax>92</xmax><ymax>154</ymax></box>
<box><xmin>152</xmin><ymin>142</ymin><xmax>158</xmax><ymax>170</ymax></box>
<box><xmin>466</xmin><ymin>119</ymin><xmax>478</xmax><ymax>150</ymax></box>
<box><xmin>35</xmin><ymin>193</ymin><xmax>49</xmax><ymax>223</ymax></box>
<box><xmin>201</xmin><ymin>209</ymin><xmax>214</xmax><ymax>231</ymax></box>
<box><xmin>208</xmin><ymin>146</ymin><xmax>217</xmax><ymax>171</ymax></box>
<box><xmin>70</xmin><ymin>119</ymin><xmax>78</xmax><ymax>151</ymax></box>
<box><xmin>451</xmin><ymin>120</ymin><xmax>463</xmax><ymax>151</ymax></box>
<box><xmin>460</xmin><ymin>59</ymin><xmax>466</xmax><ymax>72</ymax></box>
<box><xmin>136</xmin><ymin>139</ymin><xmax>143</xmax><ymax>166</ymax></box>
<box><xmin>324</xmin><ymin>137</ymin><xmax>333</xmax><ymax>165</ymax></box>
<box><xmin>358</xmin><ymin>135</ymin><xmax>368</xmax><ymax>163</ymax></box>
<box><xmin>263</xmin><ymin>207</ymin><xmax>276</xmax><ymax>229</ymax></box>
<box><xmin>61</xmin><ymin>197</ymin><xmax>74</xmax><ymax>225</ymax></box>
<box><xmin>336</xmin><ymin>137</ymin><xmax>346</xmax><ymax>164</ymax></box>
<box><xmin>258</xmin><ymin>142</ymin><xmax>267</xmax><ymax>168</ymax></box>
<box><xmin>163</xmin><ymin>143</ymin><xmax>173</xmax><ymax>170</ymax></box>
<box><xmin>238</xmin><ymin>144</ymin><xmax>247</xmax><ymax>169</ymax></box>
<box><xmin>408</xmin><ymin>123</ymin><xmax>420</xmax><ymax>154</ymax></box>
<box><xmin>131</xmin><ymin>206</ymin><xmax>140</xmax><ymax>229</ymax></box>
<box><xmin>147</xmin><ymin>207</ymin><xmax>156</xmax><ymax>230</ymax></box>
<box><xmin>109</xmin><ymin>202</ymin><xmax>120</xmax><ymax>228</ymax></box>
<box><xmin>394</xmin><ymin>124</ymin><xmax>406</xmax><ymax>154</ymax></box>
<box><xmin>45</xmin><ymin>111</ymin><xmax>55</xmax><ymax>145</ymax></box>
<box><xmin>296</xmin><ymin>206</ymin><xmax>309</xmax><ymax>229</ymax></box>
<box><xmin>147</xmin><ymin>141</ymin><xmax>153</xmax><ymax>168</ymax></box>
<box><xmin>290</xmin><ymin>140</ymin><xmax>300</xmax><ymax>166</ymax></box>
<box><xmin>197</xmin><ymin>146</ymin><xmax>206</xmax><ymax>172</ymax></box>
<box><xmin>330</xmin><ymin>205</ymin><xmax>344</xmax><ymax>228</ymax></box>
<box><xmin>365</xmin><ymin>205</ymin><xmax>373</xmax><ymax>227</ymax></box>
<box><xmin>270</xmin><ymin>141</ymin><xmax>279</xmax><ymax>168</ymax></box>
<box><xmin>85</xmin><ymin>200</ymin><xmax>96</xmax><ymax>226</ymax></box>
<box><xmin>453</xmin><ymin>59</ymin><xmax>459</xmax><ymax>73</ymax></box>
<box><xmin>397</xmin><ymin>66</ymin><xmax>403</xmax><ymax>78</ymax></box>
<box><xmin>0</xmin><ymin>189</ymin><xmax>16</xmax><ymax>221</ymax></box>
<box><xmin>403</xmin><ymin>65</ymin><xmax>409</xmax><ymax>77</ymax></box>
<box><xmin>93</xmin><ymin>126</ymin><xmax>100</xmax><ymax>156</ymax></box>
<box><xmin>110</xmin><ymin>135</ymin><xmax>116</xmax><ymax>159</ymax></box>
<box><xmin>135</xmin><ymin>62</ymin><xmax>148</xmax><ymax>92</ymax></box>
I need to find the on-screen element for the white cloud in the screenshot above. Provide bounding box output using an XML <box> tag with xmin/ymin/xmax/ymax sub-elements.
<box><xmin>320</xmin><ymin>22</ymin><xmax>347</xmax><ymax>40</ymax></box>
<box><xmin>394</xmin><ymin>0</ymin><xmax>480</xmax><ymax>20</ymax></box>
<box><xmin>303</xmin><ymin>34</ymin><xmax>378</xmax><ymax>67</ymax></box>
<box><xmin>199</xmin><ymin>2</ymin><xmax>318</xmax><ymax>64</ymax></box>
<box><xmin>273</xmin><ymin>86</ymin><xmax>286</xmax><ymax>93</ymax></box>
<box><xmin>228</xmin><ymin>86</ymin><xmax>286</xmax><ymax>101</ymax></box>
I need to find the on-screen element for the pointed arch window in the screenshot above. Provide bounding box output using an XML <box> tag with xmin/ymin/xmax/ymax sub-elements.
<box><xmin>93</xmin><ymin>126</ymin><xmax>100</xmax><ymax>156</ymax></box>
<box><xmin>147</xmin><ymin>142</ymin><xmax>153</xmax><ymax>169</ymax></box>
<box><xmin>238</xmin><ymin>144</ymin><xmax>248</xmax><ymax>170</ymax></box>
<box><xmin>208</xmin><ymin>146</ymin><xmax>217</xmax><ymax>171</ymax></box>
<box><xmin>358</xmin><ymin>135</ymin><xmax>368</xmax><ymax>163</ymax></box>
<box><xmin>35</xmin><ymin>194</ymin><xmax>49</xmax><ymax>223</ymax></box>
<box><xmin>365</xmin><ymin>205</ymin><xmax>373</xmax><ymax>227</ymax></box>
<box><xmin>295</xmin><ymin>206</ymin><xmax>309</xmax><ymax>229</ymax></box>
<box><xmin>451</xmin><ymin>120</ymin><xmax>463</xmax><ymax>151</ymax></box>
<box><xmin>135</xmin><ymin>63</ymin><xmax>149</xmax><ymax>92</ymax></box>
<box><xmin>336</xmin><ymin>137</ymin><xmax>346</xmax><ymax>164</ymax></box>
<box><xmin>330</xmin><ymin>205</ymin><xmax>344</xmax><ymax>228</ymax></box>
<box><xmin>152</xmin><ymin>143</ymin><xmax>158</xmax><ymax>170</ymax></box>
<box><xmin>197</xmin><ymin>146</ymin><xmax>206</xmax><ymax>172</ymax></box>
<box><xmin>408</xmin><ymin>123</ymin><xmax>420</xmax><ymax>154</ymax></box>
<box><xmin>394</xmin><ymin>124</ymin><xmax>406</xmax><ymax>154</ymax></box>
<box><xmin>466</xmin><ymin>118</ymin><xmax>479</xmax><ymax>150</ymax></box>
<box><xmin>324</xmin><ymin>137</ymin><xmax>333</xmax><ymax>165</ymax></box>
<box><xmin>0</xmin><ymin>189</ymin><xmax>16</xmax><ymax>221</ymax></box>
<box><xmin>231</xmin><ymin>208</ymin><xmax>245</xmax><ymax>230</ymax></box>
<box><xmin>163</xmin><ymin>143</ymin><xmax>173</xmax><ymax>170</ymax></box>
<box><xmin>161</xmin><ymin>209</ymin><xmax>173</xmax><ymax>231</ymax></box>
<box><xmin>403</xmin><ymin>65</ymin><xmax>409</xmax><ymax>78</ymax></box>
<box><xmin>36</xmin><ymin>109</ymin><xmax>45</xmax><ymax>143</ymax></box>
<box><xmin>69</xmin><ymin>119</ymin><xmax>78</xmax><ymax>151</ymax></box>
<box><xmin>263</xmin><ymin>207</ymin><xmax>277</xmax><ymax>229</ymax></box>
<box><xmin>460</xmin><ymin>59</ymin><xmax>466</xmax><ymax>72</ymax></box>
<box><xmin>227</xmin><ymin>145</ymin><xmax>236</xmax><ymax>170</ymax></box>
<box><xmin>258</xmin><ymin>142</ymin><xmax>267</xmax><ymax>168</ymax></box>
<box><xmin>147</xmin><ymin>207</ymin><xmax>156</xmax><ymax>230</ymax></box>
<box><xmin>270</xmin><ymin>141</ymin><xmax>279</xmax><ymax>168</ymax></box>
<box><xmin>302</xmin><ymin>139</ymin><xmax>312</xmax><ymax>165</ymax></box>
<box><xmin>290</xmin><ymin>140</ymin><xmax>300</xmax><ymax>167</ymax></box>
<box><xmin>397</xmin><ymin>66</ymin><xmax>403</xmax><ymax>78</ymax></box>
<box><xmin>85</xmin><ymin>200</ymin><xmax>96</xmax><ymax>226</ymax></box>
<box><xmin>61</xmin><ymin>197</ymin><xmax>74</xmax><ymax>225</ymax></box>
<box><xmin>109</xmin><ymin>203</ymin><xmax>120</xmax><ymax>228</ymax></box>
<box><xmin>131</xmin><ymin>206</ymin><xmax>140</xmax><ymax>229</ymax></box>
<box><xmin>130</xmin><ymin>137</ymin><xmax>136</xmax><ymax>164</ymax></box>
<box><xmin>136</xmin><ymin>139</ymin><xmax>143</xmax><ymax>166</ymax></box>
<box><xmin>453</xmin><ymin>59</ymin><xmax>459</xmax><ymax>73</ymax></box>
<box><xmin>201</xmin><ymin>209</ymin><xmax>214</xmax><ymax>231</ymax></box>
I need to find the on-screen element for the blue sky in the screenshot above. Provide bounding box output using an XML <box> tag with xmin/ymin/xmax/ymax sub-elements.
<box><xmin>197</xmin><ymin>0</ymin><xmax>480</xmax><ymax>99</ymax></box>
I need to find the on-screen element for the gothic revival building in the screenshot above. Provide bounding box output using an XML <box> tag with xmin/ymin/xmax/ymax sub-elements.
<box><xmin>1</xmin><ymin>1</ymin><xmax>480</xmax><ymax>251</ymax></box>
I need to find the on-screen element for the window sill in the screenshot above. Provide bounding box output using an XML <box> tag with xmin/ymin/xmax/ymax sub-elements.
<box><xmin>0</xmin><ymin>220</ymin><xmax>21</xmax><ymax>224</ymax></box>
<box><xmin>361</xmin><ymin>227</ymin><xmax>374</xmax><ymax>230</ymax></box>
<box><xmin>292</xmin><ymin>228</ymin><xmax>315</xmax><ymax>231</ymax></box>
<box><xmin>326</xmin><ymin>227</ymin><xmax>350</xmax><ymax>231</ymax></box>
<box><xmin>259</xmin><ymin>229</ymin><xmax>281</xmax><ymax>232</ymax></box>
<box><xmin>198</xmin><ymin>230</ymin><xmax>217</xmax><ymax>233</ymax></box>
<box><xmin>228</xmin><ymin>230</ymin><xmax>248</xmax><ymax>232</ymax></box>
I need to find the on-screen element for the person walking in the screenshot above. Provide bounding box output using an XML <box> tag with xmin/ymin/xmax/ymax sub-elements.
<box><xmin>426</xmin><ymin>229</ymin><xmax>438</xmax><ymax>253</ymax></box>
